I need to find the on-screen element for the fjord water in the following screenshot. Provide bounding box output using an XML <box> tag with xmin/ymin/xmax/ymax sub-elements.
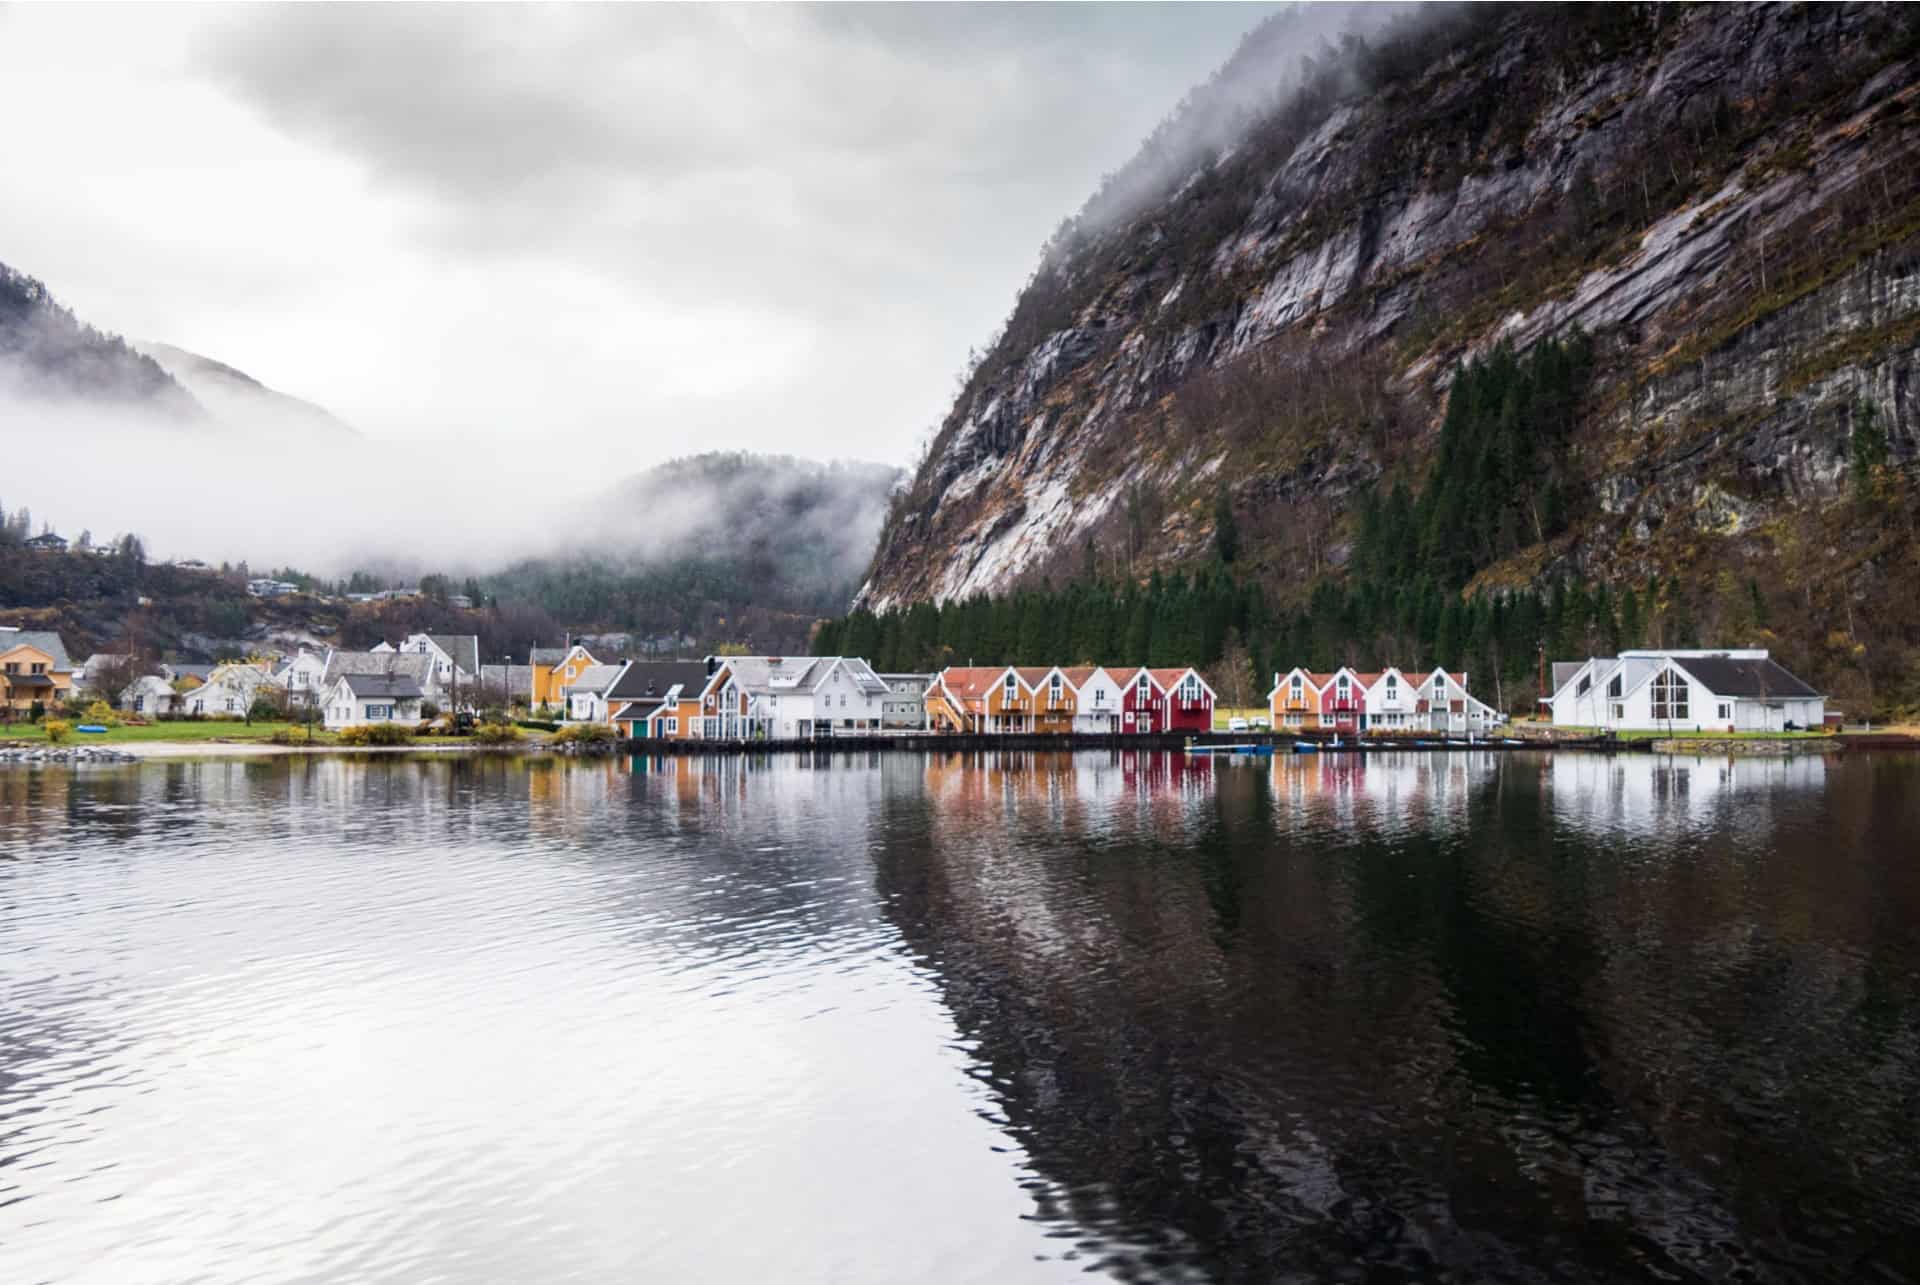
<box><xmin>2</xmin><ymin>751</ymin><xmax>1917</xmax><ymax>1283</ymax></box>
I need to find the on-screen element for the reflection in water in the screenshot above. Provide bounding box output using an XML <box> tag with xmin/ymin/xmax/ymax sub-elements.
<box><xmin>1</xmin><ymin>750</ymin><xmax>1916</xmax><ymax>1283</ymax></box>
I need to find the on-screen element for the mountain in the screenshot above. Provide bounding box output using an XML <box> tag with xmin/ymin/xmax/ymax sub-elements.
<box><xmin>0</xmin><ymin>262</ymin><xmax>200</xmax><ymax>418</ymax></box>
<box><xmin>138</xmin><ymin>342</ymin><xmax>359</xmax><ymax>440</ymax></box>
<box><xmin>856</xmin><ymin>4</ymin><xmax>1920</xmax><ymax>704</ymax></box>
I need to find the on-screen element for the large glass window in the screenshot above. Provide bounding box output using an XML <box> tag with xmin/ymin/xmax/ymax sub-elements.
<box><xmin>1650</xmin><ymin>669</ymin><xmax>1689</xmax><ymax>722</ymax></box>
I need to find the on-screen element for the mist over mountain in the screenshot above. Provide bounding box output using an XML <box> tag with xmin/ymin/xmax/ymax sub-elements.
<box><xmin>1</xmin><ymin>262</ymin><xmax>200</xmax><ymax>419</ymax></box>
<box><xmin>137</xmin><ymin>342</ymin><xmax>360</xmax><ymax>440</ymax></box>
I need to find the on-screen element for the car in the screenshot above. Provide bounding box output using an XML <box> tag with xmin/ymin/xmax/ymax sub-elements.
<box><xmin>1227</xmin><ymin>717</ymin><xmax>1250</xmax><ymax>733</ymax></box>
<box><xmin>1252</xmin><ymin>718</ymin><xmax>1271</xmax><ymax>730</ymax></box>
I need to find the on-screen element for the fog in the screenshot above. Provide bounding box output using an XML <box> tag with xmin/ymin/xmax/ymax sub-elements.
<box><xmin>0</xmin><ymin>391</ymin><xmax>894</xmax><ymax>588</ymax></box>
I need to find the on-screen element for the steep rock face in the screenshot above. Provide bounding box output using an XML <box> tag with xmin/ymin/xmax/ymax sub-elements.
<box><xmin>861</xmin><ymin>3</ymin><xmax>1920</xmax><ymax>610</ymax></box>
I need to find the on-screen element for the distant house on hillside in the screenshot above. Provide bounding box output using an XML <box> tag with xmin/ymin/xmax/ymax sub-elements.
<box><xmin>322</xmin><ymin>672</ymin><xmax>424</xmax><ymax>730</ymax></box>
<box><xmin>24</xmin><ymin>532</ymin><xmax>67</xmax><ymax>553</ymax></box>
<box><xmin>246</xmin><ymin>578</ymin><xmax>299</xmax><ymax>598</ymax></box>
<box><xmin>0</xmin><ymin>627</ymin><xmax>75</xmax><ymax>715</ymax></box>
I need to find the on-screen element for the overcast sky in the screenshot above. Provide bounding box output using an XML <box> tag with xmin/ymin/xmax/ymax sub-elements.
<box><xmin>0</xmin><ymin>2</ymin><xmax>1275</xmax><ymax>480</ymax></box>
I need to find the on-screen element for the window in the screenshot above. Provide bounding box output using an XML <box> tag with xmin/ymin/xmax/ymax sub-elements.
<box><xmin>662</xmin><ymin>717</ymin><xmax>678</xmax><ymax>734</ymax></box>
<box><xmin>1607</xmin><ymin>673</ymin><xmax>1623</xmax><ymax>699</ymax></box>
<box><xmin>1338</xmin><ymin>674</ymin><xmax>1349</xmax><ymax>689</ymax></box>
<box><xmin>1610</xmin><ymin>703</ymin><xmax>1625</xmax><ymax>722</ymax></box>
<box><xmin>1004</xmin><ymin>673</ymin><xmax>1017</xmax><ymax>697</ymax></box>
<box><xmin>31</xmin><ymin>663</ymin><xmax>45</xmax><ymax>675</ymax></box>
<box><xmin>1717</xmin><ymin>703</ymin><xmax>1731</xmax><ymax>721</ymax></box>
<box><xmin>1291</xmin><ymin>674</ymin><xmax>1302</xmax><ymax>691</ymax></box>
<box><xmin>1650</xmin><ymin>669</ymin><xmax>1689</xmax><ymax>722</ymax></box>
<box><xmin>1576</xmin><ymin>674</ymin><xmax>1591</xmax><ymax>696</ymax></box>
<box><xmin>225</xmin><ymin>699</ymin><xmax>238</xmax><ymax>713</ymax></box>
<box><xmin>133</xmin><ymin>696</ymin><xmax>144</xmax><ymax>712</ymax></box>
<box><xmin>1136</xmin><ymin>675</ymin><xmax>1150</xmax><ymax>696</ymax></box>
<box><xmin>367</xmin><ymin>704</ymin><xmax>390</xmax><ymax>720</ymax></box>
<box><xmin>1050</xmin><ymin>675</ymin><xmax>1062</xmax><ymax>697</ymax></box>
<box><xmin>1386</xmin><ymin>673</ymin><xmax>1397</xmax><ymax>689</ymax></box>
<box><xmin>2</xmin><ymin>663</ymin><xmax>14</xmax><ymax>674</ymax></box>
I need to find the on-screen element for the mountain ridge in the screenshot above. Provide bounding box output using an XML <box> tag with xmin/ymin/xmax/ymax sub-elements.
<box><xmin>859</xmin><ymin>1</ymin><xmax>1920</xmax><ymax>637</ymax></box>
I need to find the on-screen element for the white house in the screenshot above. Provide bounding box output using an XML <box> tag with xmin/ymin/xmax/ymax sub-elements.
<box><xmin>399</xmin><ymin>633</ymin><xmax>480</xmax><ymax>693</ymax></box>
<box><xmin>275</xmin><ymin>648</ymin><xmax>332</xmax><ymax>707</ymax></box>
<box><xmin>1414</xmin><ymin>668</ymin><xmax>1501</xmax><ymax>734</ymax></box>
<box><xmin>561</xmin><ymin>664</ymin><xmax>625</xmax><ymax>723</ymax></box>
<box><xmin>119</xmin><ymin>674</ymin><xmax>180</xmax><ymax>718</ymax></box>
<box><xmin>1363</xmin><ymin>666</ymin><xmax>1420</xmax><ymax>730</ymax></box>
<box><xmin>184</xmin><ymin>663</ymin><xmax>282</xmax><ymax>716</ymax></box>
<box><xmin>722</xmin><ymin>655</ymin><xmax>891</xmax><ymax>739</ymax></box>
<box><xmin>1067</xmin><ymin>666</ymin><xmax>1125</xmax><ymax>733</ymax></box>
<box><xmin>1546</xmin><ymin>649</ymin><xmax>1824</xmax><ymax>733</ymax></box>
<box><xmin>322</xmin><ymin>672</ymin><xmax>426</xmax><ymax>730</ymax></box>
<box><xmin>322</xmin><ymin>651</ymin><xmax>439</xmax><ymax>706</ymax></box>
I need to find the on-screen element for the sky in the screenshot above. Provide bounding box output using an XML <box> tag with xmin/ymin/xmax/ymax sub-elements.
<box><xmin>0</xmin><ymin>2</ymin><xmax>1277</xmax><ymax>490</ymax></box>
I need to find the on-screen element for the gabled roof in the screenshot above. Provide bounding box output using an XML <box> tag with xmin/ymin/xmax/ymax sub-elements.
<box><xmin>1551</xmin><ymin>661</ymin><xmax>1586</xmax><ymax>695</ymax></box>
<box><xmin>338</xmin><ymin>672</ymin><xmax>424</xmax><ymax>700</ymax></box>
<box><xmin>932</xmin><ymin>666</ymin><xmax>1018</xmax><ymax>701</ymax></box>
<box><xmin>530</xmin><ymin>643</ymin><xmax>595</xmax><ymax>666</ymax></box>
<box><xmin>425</xmin><ymin>634</ymin><xmax>479</xmax><ymax>674</ymax></box>
<box><xmin>322</xmin><ymin>651</ymin><xmax>433</xmax><ymax>687</ymax></box>
<box><xmin>604</xmin><ymin>660</ymin><xmax>711</xmax><ymax>702</ymax></box>
<box><xmin>1672</xmin><ymin>655</ymin><xmax>1820</xmax><ymax>699</ymax></box>
<box><xmin>1014</xmin><ymin>666</ymin><xmax>1057</xmax><ymax>688</ymax></box>
<box><xmin>1059</xmin><ymin>666</ymin><xmax>1107</xmax><ymax>689</ymax></box>
<box><xmin>0</xmin><ymin>629</ymin><xmax>73</xmax><ymax>670</ymax></box>
<box><xmin>1149</xmin><ymin>666</ymin><xmax>1213</xmax><ymax>696</ymax></box>
<box><xmin>560</xmin><ymin>663</ymin><xmax>624</xmax><ymax>694</ymax></box>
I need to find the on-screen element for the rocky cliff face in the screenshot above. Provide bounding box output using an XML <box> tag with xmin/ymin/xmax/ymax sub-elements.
<box><xmin>860</xmin><ymin>3</ymin><xmax>1920</xmax><ymax>616</ymax></box>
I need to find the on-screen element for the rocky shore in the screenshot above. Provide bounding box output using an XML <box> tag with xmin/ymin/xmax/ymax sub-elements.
<box><xmin>0</xmin><ymin>745</ymin><xmax>139</xmax><ymax>764</ymax></box>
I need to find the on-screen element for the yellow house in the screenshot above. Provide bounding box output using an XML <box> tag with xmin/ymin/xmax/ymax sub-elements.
<box><xmin>1</xmin><ymin>628</ymin><xmax>75</xmax><ymax>716</ymax></box>
<box><xmin>530</xmin><ymin>643</ymin><xmax>597</xmax><ymax>709</ymax></box>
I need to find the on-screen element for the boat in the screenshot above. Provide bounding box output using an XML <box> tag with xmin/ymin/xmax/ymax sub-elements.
<box><xmin>76</xmin><ymin>724</ymin><xmax>110</xmax><ymax>734</ymax></box>
<box><xmin>1292</xmin><ymin>741</ymin><xmax>1319</xmax><ymax>754</ymax></box>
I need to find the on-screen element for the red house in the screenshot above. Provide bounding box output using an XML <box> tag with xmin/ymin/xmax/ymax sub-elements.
<box><xmin>1112</xmin><ymin>666</ymin><xmax>1166</xmax><ymax>733</ymax></box>
<box><xmin>1317</xmin><ymin>667</ymin><xmax>1373</xmax><ymax>733</ymax></box>
<box><xmin>1150</xmin><ymin>666</ymin><xmax>1216</xmax><ymax>733</ymax></box>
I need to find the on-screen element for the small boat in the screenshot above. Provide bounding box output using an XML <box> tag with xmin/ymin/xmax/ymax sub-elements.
<box><xmin>1292</xmin><ymin>741</ymin><xmax>1319</xmax><ymax>754</ymax></box>
<box><xmin>76</xmin><ymin>724</ymin><xmax>110</xmax><ymax>734</ymax></box>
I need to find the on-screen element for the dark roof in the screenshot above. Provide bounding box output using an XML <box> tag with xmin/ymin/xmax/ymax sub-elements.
<box><xmin>605</xmin><ymin>660</ymin><xmax>710</xmax><ymax>702</ymax></box>
<box><xmin>24</xmin><ymin>533</ymin><xmax>67</xmax><ymax>547</ymax></box>
<box><xmin>323</xmin><ymin>651</ymin><xmax>432</xmax><ymax>687</ymax></box>
<box><xmin>427</xmin><ymin>634</ymin><xmax>479</xmax><ymax>673</ymax></box>
<box><xmin>168</xmin><ymin>662</ymin><xmax>215</xmax><ymax>680</ymax></box>
<box><xmin>610</xmin><ymin>700</ymin><xmax>668</xmax><ymax>722</ymax></box>
<box><xmin>529</xmin><ymin>647</ymin><xmax>566</xmax><ymax>665</ymax></box>
<box><xmin>3</xmin><ymin>672</ymin><xmax>55</xmax><ymax>688</ymax></box>
<box><xmin>340</xmin><ymin>673</ymin><xmax>424</xmax><ymax>699</ymax></box>
<box><xmin>1672</xmin><ymin>656</ymin><xmax>1820</xmax><ymax>700</ymax></box>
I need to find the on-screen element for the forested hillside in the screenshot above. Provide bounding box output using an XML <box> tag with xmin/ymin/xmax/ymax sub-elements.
<box><xmin>852</xmin><ymin>3</ymin><xmax>1920</xmax><ymax>715</ymax></box>
<box><xmin>0</xmin><ymin>263</ymin><xmax>199</xmax><ymax>416</ymax></box>
<box><xmin>476</xmin><ymin>453</ymin><xmax>901</xmax><ymax>653</ymax></box>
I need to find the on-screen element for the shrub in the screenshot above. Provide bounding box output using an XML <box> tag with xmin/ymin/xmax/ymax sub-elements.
<box><xmin>420</xmin><ymin>700</ymin><xmax>442</xmax><ymax>720</ymax></box>
<box><xmin>518</xmin><ymin>719</ymin><xmax>562</xmax><ymax>733</ymax></box>
<box><xmin>553</xmin><ymin>723</ymin><xmax>614</xmax><ymax>745</ymax></box>
<box><xmin>29</xmin><ymin>701</ymin><xmax>44</xmax><ymax>723</ymax></box>
<box><xmin>247</xmin><ymin>695</ymin><xmax>282</xmax><ymax>723</ymax></box>
<box><xmin>473</xmin><ymin>721</ymin><xmax>523</xmax><ymax>744</ymax></box>
<box><xmin>83</xmin><ymin>700</ymin><xmax>122</xmax><ymax>728</ymax></box>
<box><xmin>44</xmin><ymin>719</ymin><xmax>72</xmax><ymax>744</ymax></box>
<box><xmin>337</xmin><ymin>722</ymin><xmax>415</xmax><ymax>747</ymax></box>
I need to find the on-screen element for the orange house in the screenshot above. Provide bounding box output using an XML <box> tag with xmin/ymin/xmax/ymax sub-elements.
<box><xmin>530</xmin><ymin>643</ymin><xmax>598</xmax><ymax>709</ymax></box>
<box><xmin>1</xmin><ymin>630</ymin><xmax>75</xmax><ymax>716</ymax></box>
<box><xmin>1018</xmin><ymin>666</ymin><xmax>1077</xmax><ymax>734</ymax></box>
<box><xmin>1268</xmin><ymin>667</ymin><xmax>1328</xmax><ymax>730</ymax></box>
<box><xmin>925</xmin><ymin>666</ymin><xmax>1047</xmax><ymax>733</ymax></box>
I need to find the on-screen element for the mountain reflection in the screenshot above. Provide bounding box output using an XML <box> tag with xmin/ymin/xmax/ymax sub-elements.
<box><xmin>877</xmin><ymin>748</ymin><xmax>1920</xmax><ymax>1283</ymax></box>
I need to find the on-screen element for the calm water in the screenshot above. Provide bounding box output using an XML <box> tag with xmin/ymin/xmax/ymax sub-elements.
<box><xmin>2</xmin><ymin>749</ymin><xmax>1917</xmax><ymax>1283</ymax></box>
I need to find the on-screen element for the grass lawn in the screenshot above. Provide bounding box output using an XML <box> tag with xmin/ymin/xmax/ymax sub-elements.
<box><xmin>0</xmin><ymin>721</ymin><xmax>551</xmax><ymax>748</ymax></box>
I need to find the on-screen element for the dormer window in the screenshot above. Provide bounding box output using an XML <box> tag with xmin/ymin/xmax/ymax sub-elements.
<box><xmin>1386</xmin><ymin>674</ymin><xmax>1397</xmax><ymax>690</ymax></box>
<box><xmin>1338</xmin><ymin>674</ymin><xmax>1350</xmax><ymax>689</ymax></box>
<box><xmin>1003</xmin><ymin>673</ymin><xmax>1017</xmax><ymax>696</ymax></box>
<box><xmin>1136</xmin><ymin>674</ymin><xmax>1150</xmax><ymax>695</ymax></box>
<box><xmin>1290</xmin><ymin>674</ymin><xmax>1302</xmax><ymax>691</ymax></box>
